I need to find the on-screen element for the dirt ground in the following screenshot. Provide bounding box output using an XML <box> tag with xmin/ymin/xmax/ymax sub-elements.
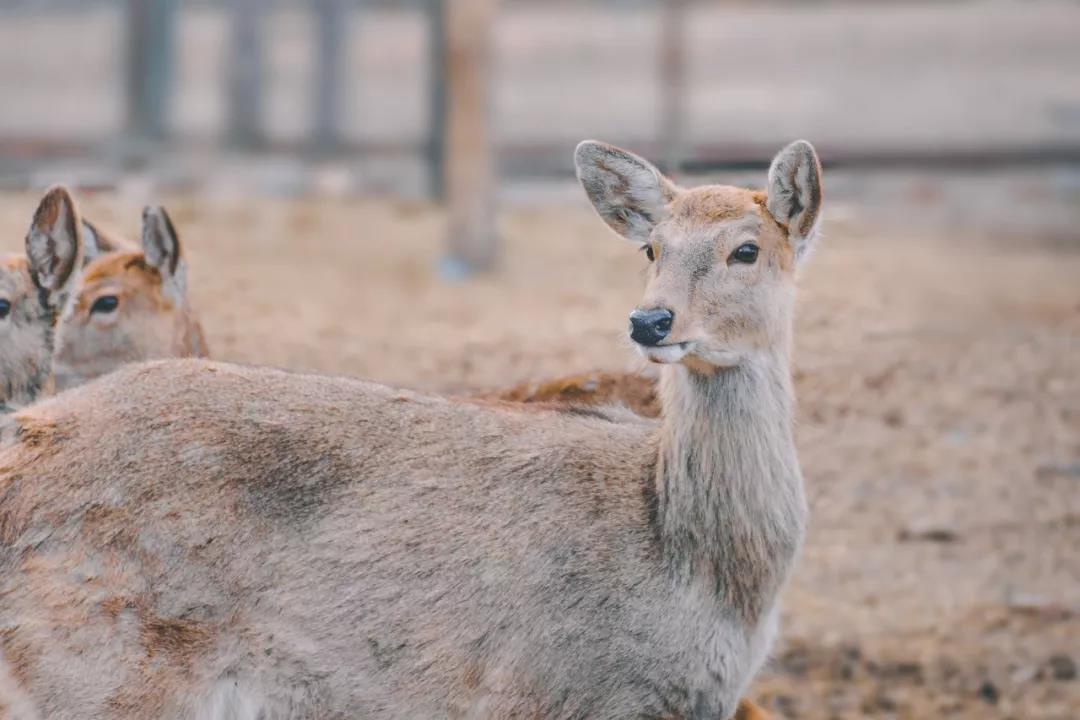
<box><xmin>1</xmin><ymin>188</ymin><xmax>1078</xmax><ymax>719</ymax></box>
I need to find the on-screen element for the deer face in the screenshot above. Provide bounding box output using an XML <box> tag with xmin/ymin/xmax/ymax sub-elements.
<box><xmin>53</xmin><ymin>206</ymin><xmax>192</xmax><ymax>390</ymax></box>
<box><xmin>575</xmin><ymin>140</ymin><xmax>823</xmax><ymax>370</ymax></box>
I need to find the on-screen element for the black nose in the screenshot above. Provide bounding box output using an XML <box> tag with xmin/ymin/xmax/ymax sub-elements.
<box><xmin>629</xmin><ymin>308</ymin><xmax>674</xmax><ymax>347</ymax></box>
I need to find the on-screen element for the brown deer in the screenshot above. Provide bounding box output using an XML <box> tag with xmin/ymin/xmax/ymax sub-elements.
<box><xmin>0</xmin><ymin>187</ymin><xmax>85</xmax><ymax>413</ymax></box>
<box><xmin>52</xmin><ymin>204</ymin><xmax>208</xmax><ymax>391</ymax></box>
<box><xmin>0</xmin><ymin>139</ymin><xmax>822</xmax><ymax>719</ymax></box>
<box><xmin>487</xmin><ymin>370</ymin><xmax>661</xmax><ymax>418</ymax></box>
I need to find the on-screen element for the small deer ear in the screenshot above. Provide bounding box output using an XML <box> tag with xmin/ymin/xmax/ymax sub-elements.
<box><xmin>81</xmin><ymin>219</ymin><xmax>128</xmax><ymax>265</ymax></box>
<box><xmin>575</xmin><ymin>140</ymin><xmax>679</xmax><ymax>244</ymax></box>
<box><xmin>25</xmin><ymin>185</ymin><xmax>84</xmax><ymax>304</ymax></box>
<box><xmin>141</xmin><ymin>205</ymin><xmax>187</xmax><ymax>303</ymax></box>
<box><xmin>766</xmin><ymin>140</ymin><xmax>823</xmax><ymax>262</ymax></box>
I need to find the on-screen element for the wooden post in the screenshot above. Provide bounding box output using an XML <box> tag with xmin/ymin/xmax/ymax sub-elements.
<box><xmin>441</xmin><ymin>0</ymin><xmax>498</xmax><ymax>277</ymax></box>
<box><xmin>658</xmin><ymin>0</ymin><xmax>687</xmax><ymax>177</ymax></box>
<box><xmin>126</xmin><ymin>0</ymin><xmax>176</xmax><ymax>140</ymax></box>
<box><xmin>425</xmin><ymin>0</ymin><xmax>447</xmax><ymax>200</ymax></box>
<box><xmin>228</xmin><ymin>0</ymin><xmax>265</xmax><ymax>149</ymax></box>
<box><xmin>313</xmin><ymin>0</ymin><xmax>347</xmax><ymax>153</ymax></box>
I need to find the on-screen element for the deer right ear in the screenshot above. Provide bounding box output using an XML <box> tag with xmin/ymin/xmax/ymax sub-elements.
<box><xmin>141</xmin><ymin>205</ymin><xmax>186</xmax><ymax>304</ymax></box>
<box><xmin>574</xmin><ymin>141</ymin><xmax>679</xmax><ymax>244</ymax></box>
<box><xmin>25</xmin><ymin>185</ymin><xmax>84</xmax><ymax>304</ymax></box>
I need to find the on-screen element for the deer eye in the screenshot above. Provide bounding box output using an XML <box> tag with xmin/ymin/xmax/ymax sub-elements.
<box><xmin>642</xmin><ymin>244</ymin><xmax>656</xmax><ymax>262</ymax></box>
<box><xmin>728</xmin><ymin>243</ymin><xmax>759</xmax><ymax>265</ymax></box>
<box><xmin>0</xmin><ymin>299</ymin><xmax>10</xmax><ymax>320</ymax></box>
<box><xmin>90</xmin><ymin>295</ymin><xmax>119</xmax><ymax>315</ymax></box>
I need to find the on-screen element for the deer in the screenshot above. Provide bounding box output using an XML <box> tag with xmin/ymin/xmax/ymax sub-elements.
<box><xmin>486</xmin><ymin>370</ymin><xmax>661</xmax><ymax>418</ymax></box>
<box><xmin>51</xmin><ymin>199</ymin><xmax>209</xmax><ymax>391</ymax></box>
<box><xmin>0</xmin><ymin>138</ymin><xmax>822</xmax><ymax>720</ymax></box>
<box><xmin>0</xmin><ymin>187</ymin><xmax>86</xmax><ymax>413</ymax></box>
<box><xmin>0</xmin><ymin>186</ymin><xmax>208</xmax><ymax>413</ymax></box>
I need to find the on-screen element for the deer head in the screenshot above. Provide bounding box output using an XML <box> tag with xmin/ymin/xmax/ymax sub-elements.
<box><xmin>53</xmin><ymin>205</ymin><xmax>206</xmax><ymax>390</ymax></box>
<box><xmin>575</xmin><ymin>140</ymin><xmax>822</xmax><ymax>372</ymax></box>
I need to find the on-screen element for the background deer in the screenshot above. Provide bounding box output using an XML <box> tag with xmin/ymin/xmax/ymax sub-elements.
<box><xmin>487</xmin><ymin>370</ymin><xmax>660</xmax><ymax>417</ymax></box>
<box><xmin>0</xmin><ymin>188</ymin><xmax>207</xmax><ymax>410</ymax></box>
<box><xmin>52</xmin><ymin>204</ymin><xmax>209</xmax><ymax>391</ymax></box>
<box><xmin>0</xmin><ymin>138</ymin><xmax>821</xmax><ymax>719</ymax></box>
<box><xmin>0</xmin><ymin>187</ymin><xmax>84</xmax><ymax>413</ymax></box>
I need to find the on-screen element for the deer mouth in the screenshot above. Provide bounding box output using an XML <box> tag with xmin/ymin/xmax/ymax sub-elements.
<box><xmin>638</xmin><ymin>341</ymin><xmax>691</xmax><ymax>364</ymax></box>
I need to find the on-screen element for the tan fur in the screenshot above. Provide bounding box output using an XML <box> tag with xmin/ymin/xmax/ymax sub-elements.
<box><xmin>484</xmin><ymin>372</ymin><xmax>782</xmax><ymax>718</ymax></box>
<box><xmin>0</xmin><ymin>140</ymin><xmax>821</xmax><ymax>719</ymax></box>
<box><xmin>668</xmin><ymin>187</ymin><xmax>760</xmax><ymax>225</ymax></box>
<box><xmin>733</xmin><ymin>699</ymin><xmax>771</xmax><ymax>720</ymax></box>
<box><xmin>485</xmin><ymin>371</ymin><xmax>661</xmax><ymax>418</ymax></box>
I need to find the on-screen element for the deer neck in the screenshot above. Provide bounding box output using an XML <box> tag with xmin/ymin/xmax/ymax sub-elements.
<box><xmin>655</xmin><ymin>346</ymin><xmax>806</xmax><ymax>625</ymax></box>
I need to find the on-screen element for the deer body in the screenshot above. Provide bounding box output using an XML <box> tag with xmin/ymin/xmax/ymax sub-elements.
<box><xmin>0</xmin><ymin>140</ymin><xmax>822</xmax><ymax>719</ymax></box>
<box><xmin>0</xmin><ymin>359</ymin><xmax>792</xmax><ymax>719</ymax></box>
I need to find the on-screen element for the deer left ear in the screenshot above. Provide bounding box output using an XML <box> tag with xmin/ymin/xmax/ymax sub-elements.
<box><xmin>25</xmin><ymin>185</ymin><xmax>84</xmax><ymax>307</ymax></box>
<box><xmin>575</xmin><ymin>140</ymin><xmax>680</xmax><ymax>244</ymax></box>
<box><xmin>766</xmin><ymin>140</ymin><xmax>823</xmax><ymax>262</ymax></box>
<box><xmin>141</xmin><ymin>205</ymin><xmax>186</xmax><ymax>305</ymax></box>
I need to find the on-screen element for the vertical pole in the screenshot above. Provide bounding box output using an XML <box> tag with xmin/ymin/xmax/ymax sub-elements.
<box><xmin>313</xmin><ymin>0</ymin><xmax>347</xmax><ymax>153</ymax></box>
<box><xmin>228</xmin><ymin>0</ymin><xmax>265</xmax><ymax>149</ymax></box>
<box><xmin>442</xmin><ymin>0</ymin><xmax>498</xmax><ymax>277</ymax></box>
<box><xmin>126</xmin><ymin>0</ymin><xmax>175</xmax><ymax>141</ymax></box>
<box><xmin>658</xmin><ymin>0</ymin><xmax>686</xmax><ymax>177</ymax></box>
<box><xmin>426</xmin><ymin>0</ymin><xmax>447</xmax><ymax>200</ymax></box>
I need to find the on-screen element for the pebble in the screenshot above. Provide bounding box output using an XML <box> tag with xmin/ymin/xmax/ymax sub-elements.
<box><xmin>1047</xmin><ymin>654</ymin><xmax>1076</xmax><ymax>681</ymax></box>
<box><xmin>977</xmin><ymin>680</ymin><xmax>1000</xmax><ymax>705</ymax></box>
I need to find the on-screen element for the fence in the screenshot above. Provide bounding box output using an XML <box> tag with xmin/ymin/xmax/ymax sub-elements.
<box><xmin>1</xmin><ymin>0</ymin><xmax>1078</xmax><ymax>268</ymax></box>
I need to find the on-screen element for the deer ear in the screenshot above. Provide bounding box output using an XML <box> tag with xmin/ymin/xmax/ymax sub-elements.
<box><xmin>766</xmin><ymin>140</ymin><xmax>823</xmax><ymax>262</ymax></box>
<box><xmin>574</xmin><ymin>140</ymin><xmax>679</xmax><ymax>244</ymax></box>
<box><xmin>141</xmin><ymin>205</ymin><xmax>186</xmax><ymax>304</ymax></box>
<box><xmin>81</xmin><ymin>219</ymin><xmax>128</xmax><ymax>265</ymax></box>
<box><xmin>25</xmin><ymin>185</ymin><xmax>84</xmax><ymax>305</ymax></box>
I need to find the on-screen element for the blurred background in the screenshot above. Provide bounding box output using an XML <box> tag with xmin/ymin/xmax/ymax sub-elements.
<box><xmin>1</xmin><ymin>1</ymin><xmax>1078</xmax><ymax>718</ymax></box>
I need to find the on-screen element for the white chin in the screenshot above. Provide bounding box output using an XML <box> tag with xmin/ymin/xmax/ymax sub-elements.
<box><xmin>637</xmin><ymin>343</ymin><xmax>690</xmax><ymax>364</ymax></box>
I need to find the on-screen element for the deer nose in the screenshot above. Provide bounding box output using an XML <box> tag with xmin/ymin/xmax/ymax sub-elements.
<box><xmin>629</xmin><ymin>308</ymin><xmax>674</xmax><ymax>347</ymax></box>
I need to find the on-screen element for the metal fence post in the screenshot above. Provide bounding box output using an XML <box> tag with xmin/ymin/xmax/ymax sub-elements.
<box><xmin>658</xmin><ymin>0</ymin><xmax>687</xmax><ymax>177</ymax></box>
<box><xmin>313</xmin><ymin>0</ymin><xmax>347</xmax><ymax>153</ymax></box>
<box><xmin>425</xmin><ymin>0</ymin><xmax>448</xmax><ymax>200</ymax></box>
<box><xmin>228</xmin><ymin>0</ymin><xmax>265</xmax><ymax>149</ymax></box>
<box><xmin>126</xmin><ymin>0</ymin><xmax>176</xmax><ymax>141</ymax></box>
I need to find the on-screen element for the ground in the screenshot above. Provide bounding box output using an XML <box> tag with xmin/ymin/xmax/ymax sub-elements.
<box><xmin>0</xmin><ymin>187</ymin><xmax>1077</xmax><ymax>719</ymax></box>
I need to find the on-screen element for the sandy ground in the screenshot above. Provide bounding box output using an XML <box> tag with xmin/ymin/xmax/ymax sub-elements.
<box><xmin>1</xmin><ymin>189</ymin><xmax>1078</xmax><ymax>719</ymax></box>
